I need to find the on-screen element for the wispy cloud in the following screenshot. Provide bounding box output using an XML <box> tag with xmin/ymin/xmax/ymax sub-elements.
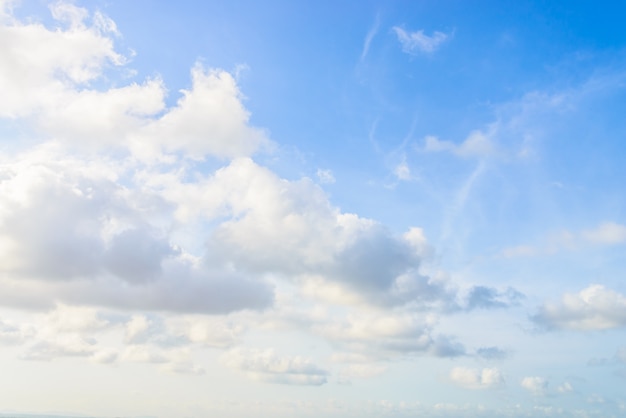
<box><xmin>392</xmin><ymin>26</ymin><xmax>450</xmax><ymax>54</ymax></box>
<box><xmin>360</xmin><ymin>13</ymin><xmax>380</xmax><ymax>61</ymax></box>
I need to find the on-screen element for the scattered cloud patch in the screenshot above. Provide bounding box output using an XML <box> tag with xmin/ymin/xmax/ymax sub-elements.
<box><xmin>475</xmin><ymin>346</ymin><xmax>508</xmax><ymax>360</ymax></box>
<box><xmin>557</xmin><ymin>381</ymin><xmax>574</xmax><ymax>394</ymax></box>
<box><xmin>533</xmin><ymin>285</ymin><xmax>626</xmax><ymax>331</ymax></box>
<box><xmin>521</xmin><ymin>376</ymin><xmax>548</xmax><ymax>395</ymax></box>
<box><xmin>316</xmin><ymin>168</ymin><xmax>335</xmax><ymax>184</ymax></box>
<box><xmin>464</xmin><ymin>286</ymin><xmax>524</xmax><ymax>310</ymax></box>
<box><xmin>392</xmin><ymin>27</ymin><xmax>450</xmax><ymax>54</ymax></box>
<box><xmin>221</xmin><ymin>348</ymin><xmax>329</xmax><ymax>386</ymax></box>
<box><xmin>421</xmin><ymin>132</ymin><xmax>495</xmax><ymax>159</ymax></box>
<box><xmin>449</xmin><ymin>367</ymin><xmax>504</xmax><ymax>389</ymax></box>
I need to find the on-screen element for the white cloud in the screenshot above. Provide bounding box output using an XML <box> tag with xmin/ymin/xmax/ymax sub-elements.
<box><xmin>521</xmin><ymin>376</ymin><xmax>548</xmax><ymax>395</ymax></box>
<box><xmin>582</xmin><ymin>222</ymin><xmax>626</xmax><ymax>245</ymax></box>
<box><xmin>392</xmin><ymin>27</ymin><xmax>449</xmax><ymax>54</ymax></box>
<box><xmin>221</xmin><ymin>348</ymin><xmax>328</xmax><ymax>385</ymax></box>
<box><xmin>43</xmin><ymin>304</ymin><xmax>109</xmax><ymax>333</ymax></box>
<box><xmin>314</xmin><ymin>311</ymin><xmax>464</xmax><ymax>358</ymax></box>
<box><xmin>0</xmin><ymin>148</ymin><xmax>274</xmax><ymax>314</ymax></box>
<box><xmin>131</xmin><ymin>65</ymin><xmax>271</xmax><ymax>160</ymax></box>
<box><xmin>533</xmin><ymin>285</ymin><xmax>626</xmax><ymax>330</ymax></box>
<box><xmin>21</xmin><ymin>334</ymin><xmax>97</xmax><ymax>361</ymax></box>
<box><xmin>393</xmin><ymin>157</ymin><xmax>412</xmax><ymax>181</ymax></box>
<box><xmin>557</xmin><ymin>381</ymin><xmax>574</xmax><ymax>394</ymax></box>
<box><xmin>165</xmin><ymin>315</ymin><xmax>245</xmax><ymax>348</ymax></box>
<box><xmin>449</xmin><ymin>367</ymin><xmax>504</xmax><ymax>389</ymax></box>
<box><xmin>422</xmin><ymin>131</ymin><xmax>495</xmax><ymax>158</ymax></box>
<box><xmin>0</xmin><ymin>2</ymin><xmax>124</xmax><ymax>118</ymax></box>
<box><xmin>360</xmin><ymin>14</ymin><xmax>380</xmax><ymax>61</ymax></box>
<box><xmin>316</xmin><ymin>168</ymin><xmax>335</xmax><ymax>184</ymax></box>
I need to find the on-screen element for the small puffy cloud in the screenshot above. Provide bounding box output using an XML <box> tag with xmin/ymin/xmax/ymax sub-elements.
<box><xmin>392</xmin><ymin>27</ymin><xmax>449</xmax><ymax>54</ymax></box>
<box><xmin>557</xmin><ymin>381</ymin><xmax>574</xmax><ymax>394</ymax></box>
<box><xmin>449</xmin><ymin>367</ymin><xmax>504</xmax><ymax>389</ymax></box>
<box><xmin>165</xmin><ymin>315</ymin><xmax>245</xmax><ymax>348</ymax></box>
<box><xmin>421</xmin><ymin>131</ymin><xmax>495</xmax><ymax>159</ymax></box>
<box><xmin>394</xmin><ymin>160</ymin><xmax>412</xmax><ymax>180</ymax></box>
<box><xmin>43</xmin><ymin>304</ymin><xmax>109</xmax><ymax>333</ymax></box>
<box><xmin>221</xmin><ymin>348</ymin><xmax>328</xmax><ymax>386</ymax></box>
<box><xmin>316</xmin><ymin>169</ymin><xmax>335</xmax><ymax>184</ymax></box>
<box><xmin>533</xmin><ymin>285</ymin><xmax>626</xmax><ymax>331</ymax></box>
<box><xmin>521</xmin><ymin>376</ymin><xmax>548</xmax><ymax>395</ymax></box>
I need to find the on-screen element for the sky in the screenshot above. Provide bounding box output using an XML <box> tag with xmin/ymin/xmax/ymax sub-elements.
<box><xmin>1</xmin><ymin>0</ymin><xmax>626</xmax><ymax>417</ymax></box>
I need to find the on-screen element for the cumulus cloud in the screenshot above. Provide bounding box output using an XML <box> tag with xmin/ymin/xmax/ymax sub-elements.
<box><xmin>392</xmin><ymin>27</ymin><xmax>450</xmax><ymax>54</ymax></box>
<box><xmin>521</xmin><ymin>376</ymin><xmax>548</xmax><ymax>395</ymax></box>
<box><xmin>0</xmin><ymin>2</ymin><xmax>512</xmax><ymax>375</ymax></box>
<box><xmin>449</xmin><ymin>367</ymin><xmax>504</xmax><ymax>389</ymax></box>
<box><xmin>0</xmin><ymin>1</ymin><xmax>125</xmax><ymax>118</ymax></box>
<box><xmin>130</xmin><ymin>66</ymin><xmax>271</xmax><ymax>160</ymax></box>
<box><xmin>533</xmin><ymin>285</ymin><xmax>626</xmax><ymax>330</ymax></box>
<box><xmin>314</xmin><ymin>311</ymin><xmax>464</xmax><ymax>358</ymax></box>
<box><xmin>221</xmin><ymin>348</ymin><xmax>329</xmax><ymax>385</ymax></box>
<box><xmin>0</xmin><ymin>150</ymin><xmax>274</xmax><ymax>314</ymax></box>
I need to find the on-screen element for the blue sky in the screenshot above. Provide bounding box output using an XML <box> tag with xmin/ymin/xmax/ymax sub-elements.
<box><xmin>1</xmin><ymin>1</ymin><xmax>626</xmax><ymax>417</ymax></box>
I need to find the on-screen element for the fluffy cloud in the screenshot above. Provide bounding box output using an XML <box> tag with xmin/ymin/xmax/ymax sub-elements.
<box><xmin>533</xmin><ymin>285</ymin><xmax>626</xmax><ymax>330</ymax></box>
<box><xmin>449</xmin><ymin>367</ymin><xmax>504</xmax><ymax>389</ymax></box>
<box><xmin>521</xmin><ymin>376</ymin><xmax>548</xmax><ymax>395</ymax></box>
<box><xmin>314</xmin><ymin>311</ymin><xmax>464</xmax><ymax>358</ymax></box>
<box><xmin>221</xmin><ymin>348</ymin><xmax>329</xmax><ymax>385</ymax></box>
<box><xmin>0</xmin><ymin>2</ymin><xmax>124</xmax><ymax>118</ymax></box>
<box><xmin>0</xmin><ymin>149</ymin><xmax>274</xmax><ymax>314</ymax></box>
<box><xmin>392</xmin><ymin>27</ymin><xmax>449</xmax><ymax>54</ymax></box>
